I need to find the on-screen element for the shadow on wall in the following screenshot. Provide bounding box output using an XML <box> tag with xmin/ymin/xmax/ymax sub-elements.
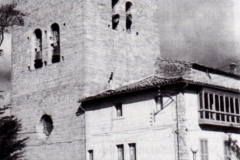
<box><xmin>200</xmin><ymin>125</ymin><xmax>240</xmax><ymax>134</ymax></box>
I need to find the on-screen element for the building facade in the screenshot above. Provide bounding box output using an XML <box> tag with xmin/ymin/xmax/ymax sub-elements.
<box><xmin>10</xmin><ymin>0</ymin><xmax>240</xmax><ymax>159</ymax></box>
<box><xmin>10</xmin><ymin>0</ymin><xmax>160</xmax><ymax>159</ymax></box>
<box><xmin>80</xmin><ymin>59</ymin><xmax>240</xmax><ymax>160</ymax></box>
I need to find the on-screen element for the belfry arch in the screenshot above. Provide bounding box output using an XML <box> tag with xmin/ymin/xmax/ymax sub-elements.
<box><xmin>50</xmin><ymin>23</ymin><xmax>60</xmax><ymax>63</ymax></box>
<box><xmin>34</xmin><ymin>29</ymin><xmax>43</xmax><ymax>69</ymax></box>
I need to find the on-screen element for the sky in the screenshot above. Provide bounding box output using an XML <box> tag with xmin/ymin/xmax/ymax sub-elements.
<box><xmin>0</xmin><ymin>33</ymin><xmax>11</xmax><ymax>106</ymax></box>
<box><xmin>158</xmin><ymin>0</ymin><xmax>240</xmax><ymax>71</ymax></box>
<box><xmin>0</xmin><ymin>0</ymin><xmax>13</xmax><ymax>107</ymax></box>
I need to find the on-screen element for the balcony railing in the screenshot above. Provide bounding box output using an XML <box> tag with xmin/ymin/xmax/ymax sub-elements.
<box><xmin>199</xmin><ymin>89</ymin><xmax>240</xmax><ymax>128</ymax></box>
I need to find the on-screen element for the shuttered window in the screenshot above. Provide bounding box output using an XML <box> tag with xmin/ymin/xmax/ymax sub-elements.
<box><xmin>200</xmin><ymin>139</ymin><xmax>208</xmax><ymax>160</ymax></box>
<box><xmin>117</xmin><ymin>145</ymin><xmax>124</xmax><ymax>160</ymax></box>
<box><xmin>129</xmin><ymin>143</ymin><xmax>136</xmax><ymax>160</ymax></box>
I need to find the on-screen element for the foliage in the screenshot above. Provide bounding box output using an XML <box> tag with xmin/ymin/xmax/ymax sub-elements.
<box><xmin>0</xmin><ymin>2</ymin><xmax>25</xmax><ymax>56</ymax></box>
<box><xmin>0</xmin><ymin>94</ymin><xmax>28</xmax><ymax>160</ymax></box>
<box><xmin>225</xmin><ymin>134</ymin><xmax>240</xmax><ymax>160</ymax></box>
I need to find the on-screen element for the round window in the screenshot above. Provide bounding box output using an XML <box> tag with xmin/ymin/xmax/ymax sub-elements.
<box><xmin>40</xmin><ymin>114</ymin><xmax>53</xmax><ymax>136</ymax></box>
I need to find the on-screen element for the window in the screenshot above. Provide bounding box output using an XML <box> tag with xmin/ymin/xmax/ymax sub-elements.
<box><xmin>125</xmin><ymin>2</ymin><xmax>132</xmax><ymax>12</ymax></box>
<box><xmin>88</xmin><ymin>150</ymin><xmax>94</xmax><ymax>160</ymax></box>
<box><xmin>34</xmin><ymin>29</ymin><xmax>43</xmax><ymax>69</ymax></box>
<box><xmin>115</xmin><ymin>103</ymin><xmax>122</xmax><ymax>117</ymax></box>
<box><xmin>224</xmin><ymin>141</ymin><xmax>231</xmax><ymax>160</ymax></box>
<box><xmin>50</xmin><ymin>23</ymin><xmax>60</xmax><ymax>63</ymax></box>
<box><xmin>126</xmin><ymin>14</ymin><xmax>132</xmax><ymax>32</ymax></box>
<box><xmin>125</xmin><ymin>2</ymin><xmax>132</xmax><ymax>33</ymax></box>
<box><xmin>112</xmin><ymin>14</ymin><xmax>120</xmax><ymax>30</ymax></box>
<box><xmin>155</xmin><ymin>96</ymin><xmax>163</xmax><ymax>111</ymax></box>
<box><xmin>129</xmin><ymin>143</ymin><xmax>136</xmax><ymax>160</ymax></box>
<box><xmin>200</xmin><ymin>139</ymin><xmax>208</xmax><ymax>160</ymax></box>
<box><xmin>112</xmin><ymin>0</ymin><xmax>119</xmax><ymax>9</ymax></box>
<box><xmin>117</xmin><ymin>145</ymin><xmax>124</xmax><ymax>160</ymax></box>
<box><xmin>199</xmin><ymin>89</ymin><xmax>240</xmax><ymax>126</ymax></box>
<box><xmin>40</xmin><ymin>114</ymin><xmax>53</xmax><ymax>136</ymax></box>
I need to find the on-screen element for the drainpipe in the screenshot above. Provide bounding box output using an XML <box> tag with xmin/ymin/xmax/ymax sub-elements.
<box><xmin>176</xmin><ymin>94</ymin><xmax>180</xmax><ymax>160</ymax></box>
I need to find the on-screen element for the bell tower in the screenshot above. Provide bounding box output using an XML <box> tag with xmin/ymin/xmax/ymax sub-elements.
<box><xmin>11</xmin><ymin>0</ymin><xmax>161</xmax><ymax>159</ymax></box>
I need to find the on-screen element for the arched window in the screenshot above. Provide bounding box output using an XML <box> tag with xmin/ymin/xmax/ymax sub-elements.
<box><xmin>125</xmin><ymin>2</ymin><xmax>133</xmax><ymax>33</ymax></box>
<box><xmin>112</xmin><ymin>0</ymin><xmax>119</xmax><ymax>9</ymax></box>
<box><xmin>40</xmin><ymin>114</ymin><xmax>53</xmax><ymax>136</ymax></box>
<box><xmin>125</xmin><ymin>1</ymin><xmax>132</xmax><ymax>12</ymax></box>
<box><xmin>34</xmin><ymin>29</ymin><xmax>43</xmax><ymax>69</ymax></box>
<box><xmin>112</xmin><ymin>14</ymin><xmax>120</xmax><ymax>30</ymax></box>
<box><xmin>50</xmin><ymin>23</ymin><xmax>60</xmax><ymax>63</ymax></box>
<box><xmin>126</xmin><ymin>14</ymin><xmax>132</xmax><ymax>32</ymax></box>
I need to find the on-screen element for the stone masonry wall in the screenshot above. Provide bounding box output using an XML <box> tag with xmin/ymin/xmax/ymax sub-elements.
<box><xmin>154</xmin><ymin>58</ymin><xmax>192</xmax><ymax>79</ymax></box>
<box><xmin>11</xmin><ymin>0</ymin><xmax>161</xmax><ymax>159</ymax></box>
<box><xmin>11</xmin><ymin>1</ymin><xmax>86</xmax><ymax>160</ymax></box>
<box><xmin>83</xmin><ymin>0</ymin><xmax>161</xmax><ymax>95</ymax></box>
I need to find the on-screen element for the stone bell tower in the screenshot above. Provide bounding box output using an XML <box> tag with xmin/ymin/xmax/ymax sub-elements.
<box><xmin>11</xmin><ymin>0</ymin><xmax>161</xmax><ymax>159</ymax></box>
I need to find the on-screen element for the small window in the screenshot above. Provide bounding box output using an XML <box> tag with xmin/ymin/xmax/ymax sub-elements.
<box><xmin>125</xmin><ymin>2</ymin><xmax>133</xmax><ymax>12</ymax></box>
<box><xmin>34</xmin><ymin>29</ymin><xmax>43</xmax><ymax>69</ymax></box>
<box><xmin>112</xmin><ymin>14</ymin><xmax>120</xmax><ymax>30</ymax></box>
<box><xmin>88</xmin><ymin>150</ymin><xmax>94</xmax><ymax>160</ymax></box>
<box><xmin>154</xmin><ymin>96</ymin><xmax>163</xmax><ymax>111</ymax></box>
<box><xmin>50</xmin><ymin>23</ymin><xmax>60</xmax><ymax>63</ymax></box>
<box><xmin>126</xmin><ymin>14</ymin><xmax>132</xmax><ymax>32</ymax></box>
<box><xmin>117</xmin><ymin>145</ymin><xmax>124</xmax><ymax>160</ymax></box>
<box><xmin>112</xmin><ymin>0</ymin><xmax>119</xmax><ymax>9</ymax></box>
<box><xmin>129</xmin><ymin>143</ymin><xmax>136</xmax><ymax>160</ymax></box>
<box><xmin>115</xmin><ymin>103</ymin><xmax>122</xmax><ymax>117</ymax></box>
<box><xmin>40</xmin><ymin>114</ymin><xmax>53</xmax><ymax>136</ymax></box>
<box><xmin>200</xmin><ymin>139</ymin><xmax>208</xmax><ymax>160</ymax></box>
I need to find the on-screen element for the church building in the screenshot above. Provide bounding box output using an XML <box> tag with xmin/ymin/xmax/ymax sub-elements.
<box><xmin>10</xmin><ymin>0</ymin><xmax>240</xmax><ymax>160</ymax></box>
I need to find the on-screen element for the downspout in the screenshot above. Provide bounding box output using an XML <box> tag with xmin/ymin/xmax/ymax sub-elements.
<box><xmin>176</xmin><ymin>94</ymin><xmax>180</xmax><ymax>160</ymax></box>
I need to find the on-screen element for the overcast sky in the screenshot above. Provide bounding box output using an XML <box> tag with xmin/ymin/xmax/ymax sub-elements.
<box><xmin>0</xmin><ymin>0</ymin><xmax>12</xmax><ymax>107</ymax></box>
<box><xmin>0</xmin><ymin>33</ymin><xmax>11</xmax><ymax>106</ymax></box>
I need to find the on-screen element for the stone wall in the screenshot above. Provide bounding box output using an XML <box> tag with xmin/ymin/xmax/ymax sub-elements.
<box><xmin>11</xmin><ymin>0</ymin><xmax>161</xmax><ymax>159</ymax></box>
<box><xmin>154</xmin><ymin>58</ymin><xmax>192</xmax><ymax>78</ymax></box>
<box><xmin>83</xmin><ymin>0</ymin><xmax>161</xmax><ymax>95</ymax></box>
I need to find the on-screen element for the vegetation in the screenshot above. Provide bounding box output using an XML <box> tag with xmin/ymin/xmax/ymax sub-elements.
<box><xmin>0</xmin><ymin>2</ymin><xmax>25</xmax><ymax>56</ymax></box>
<box><xmin>0</xmin><ymin>108</ymin><xmax>28</xmax><ymax>160</ymax></box>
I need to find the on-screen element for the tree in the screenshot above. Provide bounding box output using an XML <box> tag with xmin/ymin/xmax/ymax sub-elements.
<box><xmin>224</xmin><ymin>134</ymin><xmax>240</xmax><ymax>160</ymax></box>
<box><xmin>0</xmin><ymin>2</ymin><xmax>25</xmax><ymax>56</ymax></box>
<box><xmin>0</xmin><ymin>93</ymin><xmax>28</xmax><ymax>160</ymax></box>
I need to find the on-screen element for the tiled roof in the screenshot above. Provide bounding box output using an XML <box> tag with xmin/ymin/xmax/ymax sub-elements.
<box><xmin>80</xmin><ymin>76</ymin><xmax>240</xmax><ymax>102</ymax></box>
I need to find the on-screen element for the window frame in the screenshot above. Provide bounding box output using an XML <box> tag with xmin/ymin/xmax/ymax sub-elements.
<box><xmin>200</xmin><ymin>139</ymin><xmax>208</xmax><ymax>160</ymax></box>
<box><xmin>88</xmin><ymin>150</ymin><xmax>94</xmax><ymax>160</ymax></box>
<box><xmin>115</xmin><ymin>103</ymin><xmax>123</xmax><ymax>117</ymax></box>
<box><xmin>129</xmin><ymin>143</ymin><xmax>136</xmax><ymax>160</ymax></box>
<box><xmin>117</xmin><ymin>144</ymin><xmax>124</xmax><ymax>160</ymax></box>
